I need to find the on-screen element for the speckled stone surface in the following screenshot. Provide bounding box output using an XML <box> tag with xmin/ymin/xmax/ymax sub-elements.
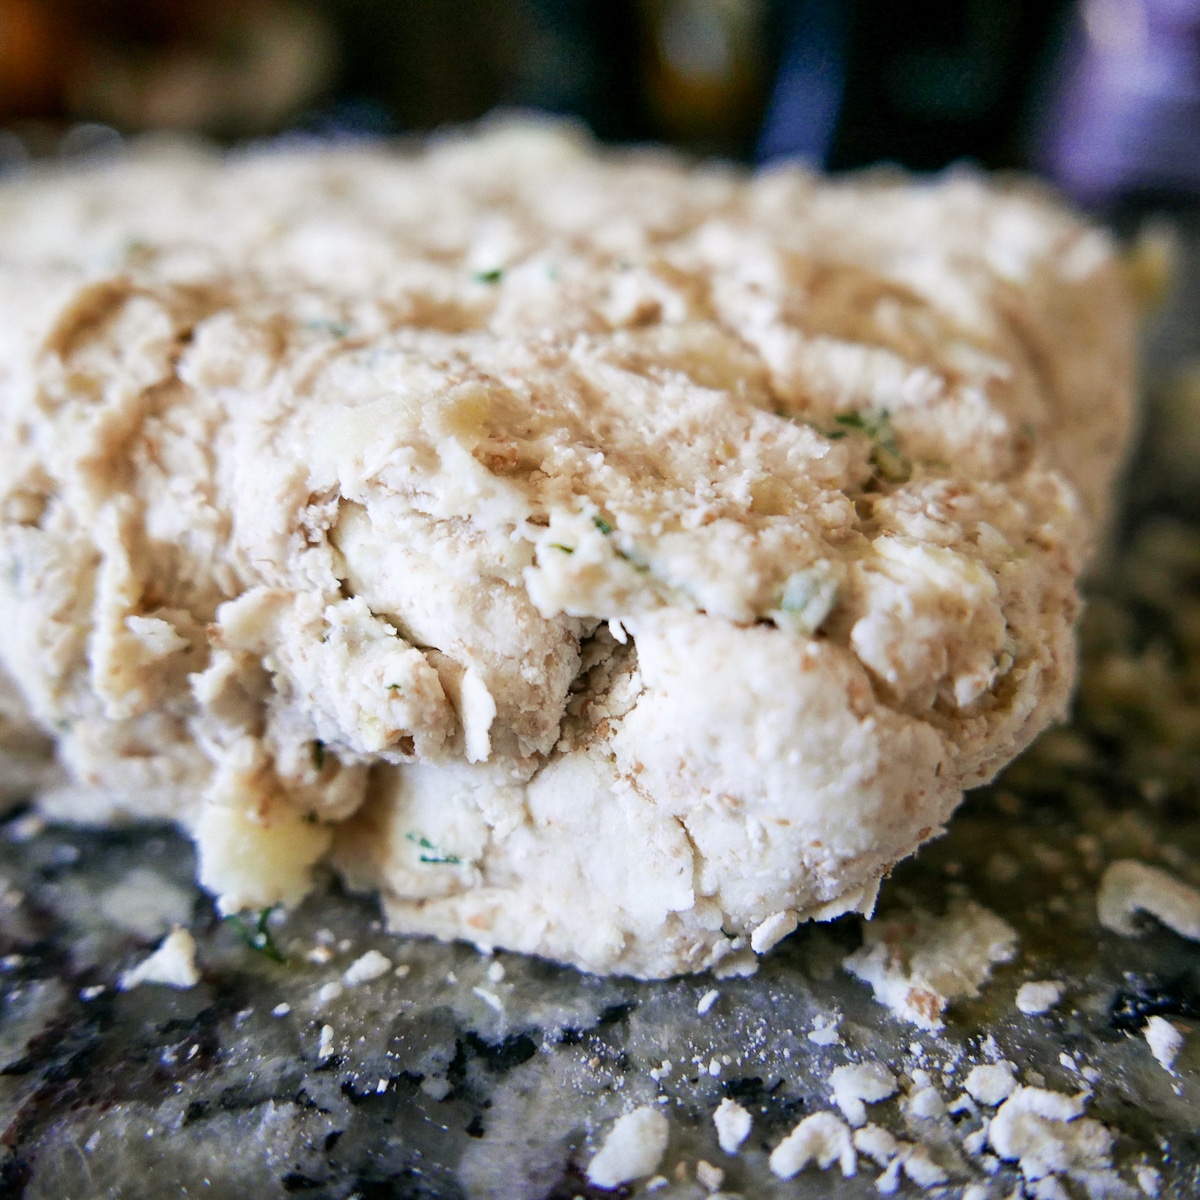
<box><xmin>1</xmin><ymin>718</ymin><xmax>1199</xmax><ymax>1200</ymax></box>
<box><xmin>2</xmin><ymin>223</ymin><xmax>1200</xmax><ymax>1200</ymax></box>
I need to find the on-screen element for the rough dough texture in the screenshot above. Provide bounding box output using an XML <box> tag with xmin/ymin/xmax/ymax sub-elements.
<box><xmin>0</xmin><ymin>122</ymin><xmax>1135</xmax><ymax>977</ymax></box>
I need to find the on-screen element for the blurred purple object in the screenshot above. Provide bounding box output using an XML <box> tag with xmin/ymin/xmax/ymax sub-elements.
<box><xmin>1042</xmin><ymin>0</ymin><xmax>1200</xmax><ymax>204</ymax></box>
<box><xmin>757</xmin><ymin>0</ymin><xmax>849</xmax><ymax>166</ymax></box>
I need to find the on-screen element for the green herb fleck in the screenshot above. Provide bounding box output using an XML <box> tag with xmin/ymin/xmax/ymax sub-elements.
<box><xmin>312</xmin><ymin>741</ymin><xmax>325</xmax><ymax>771</ymax></box>
<box><xmin>592</xmin><ymin>515</ymin><xmax>613</xmax><ymax>535</ymax></box>
<box><xmin>386</xmin><ymin>683</ymin><xmax>402</xmax><ymax>692</ymax></box>
<box><xmin>548</xmin><ymin>543</ymin><xmax>575</xmax><ymax>554</ymax></box>
<box><xmin>406</xmin><ymin>832</ymin><xmax>461</xmax><ymax>865</ymax></box>
<box><xmin>305</xmin><ymin>318</ymin><xmax>350</xmax><ymax>337</ymax></box>
<box><xmin>227</xmin><ymin>906</ymin><xmax>286</xmax><ymax>963</ymax></box>
<box><xmin>773</xmin><ymin>566</ymin><xmax>840</xmax><ymax>635</ymax></box>
<box><xmin>473</xmin><ymin>268</ymin><xmax>504</xmax><ymax>284</ymax></box>
<box><xmin>833</xmin><ymin>410</ymin><xmax>910</xmax><ymax>482</ymax></box>
<box><xmin>834</xmin><ymin>412</ymin><xmax>868</xmax><ymax>432</ymax></box>
<box><xmin>614</xmin><ymin>545</ymin><xmax>650</xmax><ymax>573</ymax></box>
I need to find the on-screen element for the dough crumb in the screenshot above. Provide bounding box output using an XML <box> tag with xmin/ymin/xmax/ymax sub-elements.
<box><xmin>695</xmin><ymin>1159</ymin><xmax>724</xmax><ymax>1191</ymax></box>
<box><xmin>853</xmin><ymin>1122</ymin><xmax>899</xmax><ymax>1166</ymax></box>
<box><xmin>769</xmin><ymin>1111</ymin><xmax>856</xmax><ymax>1179</ymax></box>
<box><xmin>808</xmin><ymin>1013</ymin><xmax>842</xmax><ymax>1045</ymax></box>
<box><xmin>905</xmin><ymin>1084</ymin><xmax>947</xmax><ymax>1121</ymax></box>
<box><xmin>829</xmin><ymin>1061</ymin><xmax>898</xmax><ymax>1127</ymax></box>
<box><xmin>965</xmin><ymin>1062</ymin><xmax>1018</xmax><ymax>1106</ymax></box>
<box><xmin>316</xmin><ymin>1024</ymin><xmax>335</xmax><ymax>1061</ymax></box>
<box><xmin>844</xmin><ymin>900</ymin><xmax>1017</xmax><ymax>1029</ymax></box>
<box><xmin>1097</xmin><ymin>860</ymin><xmax>1200</xmax><ymax>940</ymax></box>
<box><xmin>1136</xmin><ymin>1164</ymin><xmax>1162</xmax><ymax>1196</ymax></box>
<box><xmin>697</xmin><ymin>988</ymin><xmax>719</xmax><ymax>1015</ymax></box>
<box><xmin>713</xmin><ymin>1097</ymin><xmax>752</xmax><ymax>1155</ymax></box>
<box><xmin>750</xmin><ymin>910</ymin><xmax>798</xmax><ymax>954</ymax></box>
<box><xmin>315</xmin><ymin>981</ymin><xmax>343</xmax><ymax>1006</ymax></box>
<box><xmin>118</xmin><ymin>927</ymin><xmax>200</xmax><ymax>991</ymax></box>
<box><xmin>342</xmin><ymin>948</ymin><xmax>393</xmax><ymax>986</ymax></box>
<box><xmin>1143</xmin><ymin>1015</ymin><xmax>1184</xmax><ymax>1074</ymax></box>
<box><xmin>899</xmin><ymin>1143</ymin><xmax>949</xmax><ymax>1188</ymax></box>
<box><xmin>587</xmin><ymin>1106</ymin><xmax>670</xmax><ymax>1189</ymax></box>
<box><xmin>1016</xmin><ymin>980</ymin><xmax>1064</xmax><ymax>1015</ymax></box>
<box><xmin>987</xmin><ymin>1086</ymin><xmax>1114</xmax><ymax>1183</ymax></box>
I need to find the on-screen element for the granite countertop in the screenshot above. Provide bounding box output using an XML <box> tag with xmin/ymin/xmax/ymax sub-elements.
<box><xmin>1</xmin><ymin>223</ymin><xmax>1200</xmax><ymax>1200</ymax></box>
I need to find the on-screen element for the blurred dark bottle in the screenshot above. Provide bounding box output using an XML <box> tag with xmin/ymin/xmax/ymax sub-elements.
<box><xmin>8</xmin><ymin>0</ymin><xmax>1192</xmax><ymax>190</ymax></box>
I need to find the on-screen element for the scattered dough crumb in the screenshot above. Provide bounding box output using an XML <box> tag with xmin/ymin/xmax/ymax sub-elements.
<box><xmin>965</xmin><ymin>1062</ymin><xmax>1018</xmax><ymax>1107</ymax></box>
<box><xmin>697</xmin><ymin>988</ymin><xmax>719</xmax><ymax>1015</ymax></box>
<box><xmin>750</xmin><ymin>910</ymin><xmax>798</xmax><ymax>954</ymax></box>
<box><xmin>713</xmin><ymin>1098</ymin><xmax>752</xmax><ymax>1155</ymax></box>
<box><xmin>1143</xmin><ymin>1015</ymin><xmax>1184</xmax><ymax>1074</ymax></box>
<box><xmin>272</xmin><ymin>1002</ymin><xmax>290</xmax><ymax>1017</ymax></box>
<box><xmin>853</xmin><ymin>1123</ymin><xmax>899</xmax><ymax>1166</ymax></box>
<box><xmin>472</xmin><ymin>986</ymin><xmax>504</xmax><ymax>1014</ymax></box>
<box><xmin>843</xmin><ymin>900</ymin><xmax>1017</xmax><ymax>1029</ymax></box>
<box><xmin>875</xmin><ymin>1142</ymin><xmax>950</xmax><ymax>1194</ymax></box>
<box><xmin>587</xmin><ymin>1107</ymin><xmax>670</xmax><ymax>1190</ymax></box>
<box><xmin>1016</xmin><ymin>980</ymin><xmax>1064</xmax><ymax>1016</ymax></box>
<box><xmin>808</xmin><ymin>1013</ymin><xmax>842</xmax><ymax>1045</ymax></box>
<box><xmin>962</xmin><ymin>1124</ymin><xmax>990</xmax><ymax>1156</ymax></box>
<box><xmin>118</xmin><ymin>927</ymin><xmax>200</xmax><ymax>991</ymax></box>
<box><xmin>695</xmin><ymin>1159</ymin><xmax>724</xmax><ymax>1191</ymax></box>
<box><xmin>987</xmin><ymin>1086</ymin><xmax>1114</xmax><ymax>1182</ymax></box>
<box><xmin>899</xmin><ymin>1143</ymin><xmax>949</xmax><ymax>1188</ymax></box>
<box><xmin>316</xmin><ymin>1024</ymin><xmax>335</xmax><ymax>1061</ymax></box>
<box><xmin>1135</xmin><ymin>1164</ymin><xmax>1162</xmax><ymax>1196</ymax></box>
<box><xmin>99</xmin><ymin>868</ymin><xmax>194</xmax><ymax>941</ymax></box>
<box><xmin>769</xmin><ymin>1111</ymin><xmax>856</xmax><ymax>1179</ymax></box>
<box><xmin>1097</xmin><ymin>860</ymin><xmax>1200</xmax><ymax>940</ymax></box>
<box><xmin>342</xmin><ymin>948</ymin><xmax>393</xmax><ymax>986</ymax></box>
<box><xmin>829</xmin><ymin>1062</ymin><xmax>898</xmax><ymax>1127</ymax></box>
<box><xmin>906</xmin><ymin>1084</ymin><xmax>947</xmax><ymax>1121</ymax></box>
<box><xmin>315</xmin><ymin>981</ymin><xmax>344</xmax><ymax>1006</ymax></box>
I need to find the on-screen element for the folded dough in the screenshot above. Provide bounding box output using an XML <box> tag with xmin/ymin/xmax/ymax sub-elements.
<box><xmin>0</xmin><ymin>122</ymin><xmax>1134</xmax><ymax>976</ymax></box>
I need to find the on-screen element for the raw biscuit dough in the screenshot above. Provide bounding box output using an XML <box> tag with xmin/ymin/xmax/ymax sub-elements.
<box><xmin>0</xmin><ymin>122</ymin><xmax>1135</xmax><ymax>977</ymax></box>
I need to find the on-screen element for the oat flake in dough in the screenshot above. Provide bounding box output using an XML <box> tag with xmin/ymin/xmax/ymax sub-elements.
<box><xmin>0</xmin><ymin>121</ymin><xmax>1135</xmax><ymax>977</ymax></box>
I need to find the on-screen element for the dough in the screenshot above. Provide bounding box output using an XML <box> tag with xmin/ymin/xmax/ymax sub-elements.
<box><xmin>0</xmin><ymin>121</ymin><xmax>1135</xmax><ymax>977</ymax></box>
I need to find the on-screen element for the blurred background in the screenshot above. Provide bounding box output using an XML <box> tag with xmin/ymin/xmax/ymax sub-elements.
<box><xmin>4</xmin><ymin>0</ymin><xmax>1200</xmax><ymax>512</ymax></box>
<box><xmin>1</xmin><ymin>0</ymin><xmax>1197</xmax><ymax>207</ymax></box>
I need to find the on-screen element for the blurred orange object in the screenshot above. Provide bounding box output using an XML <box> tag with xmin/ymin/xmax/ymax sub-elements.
<box><xmin>0</xmin><ymin>0</ymin><xmax>75</xmax><ymax>118</ymax></box>
<box><xmin>0</xmin><ymin>0</ymin><xmax>332</xmax><ymax>134</ymax></box>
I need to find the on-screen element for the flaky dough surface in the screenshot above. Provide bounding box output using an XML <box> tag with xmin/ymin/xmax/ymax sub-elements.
<box><xmin>0</xmin><ymin>123</ymin><xmax>1134</xmax><ymax>976</ymax></box>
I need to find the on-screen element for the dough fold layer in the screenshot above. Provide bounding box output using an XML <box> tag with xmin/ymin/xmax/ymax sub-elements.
<box><xmin>0</xmin><ymin>122</ymin><xmax>1134</xmax><ymax>977</ymax></box>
